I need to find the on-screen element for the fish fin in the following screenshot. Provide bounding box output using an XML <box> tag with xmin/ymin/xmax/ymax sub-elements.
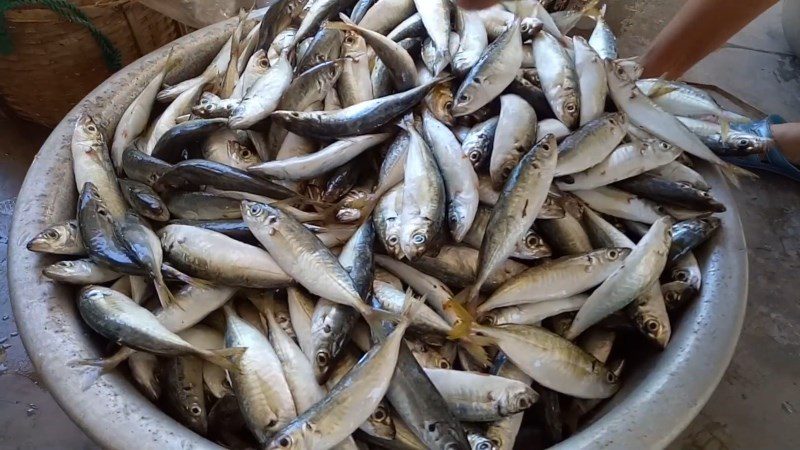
<box><xmin>720</xmin><ymin>109</ymin><xmax>751</xmax><ymax>123</ymax></box>
<box><xmin>161</xmin><ymin>264</ymin><xmax>213</xmax><ymax>289</ymax></box>
<box><xmin>609</xmin><ymin>358</ymin><xmax>625</xmax><ymax>377</ymax></box>
<box><xmin>720</xmin><ymin>161</ymin><xmax>758</xmax><ymax>187</ymax></box>
<box><xmin>459</xmin><ymin>339</ymin><xmax>490</xmax><ymax>368</ymax></box>
<box><xmin>271</xmin><ymin>195</ymin><xmax>332</xmax><ymax>210</ymax></box>
<box><xmin>646</xmin><ymin>77</ymin><xmax>678</xmax><ymax>99</ymax></box>
<box><xmin>719</xmin><ymin>118</ymin><xmax>730</xmax><ymax>140</ymax></box>
<box><xmin>445</xmin><ymin>294</ymin><xmax>475</xmax><ymax>340</ymax></box>
<box><xmin>338</xmin><ymin>12</ymin><xmax>357</xmax><ymax>26</ymax></box>
<box><xmin>201</xmin><ymin>347</ymin><xmax>246</xmax><ymax>371</ymax></box>
<box><xmin>325</xmin><ymin>19</ymin><xmax>355</xmax><ymax>32</ymax></box>
<box><xmin>598</xmin><ymin>3</ymin><xmax>607</xmax><ymax>19</ymax></box>
<box><xmin>70</xmin><ymin>348</ymin><xmax>133</xmax><ymax>390</ymax></box>
<box><xmin>152</xmin><ymin>273</ymin><xmax>176</xmax><ymax>309</ymax></box>
<box><xmin>162</xmin><ymin>46</ymin><xmax>182</xmax><ymax>75</ymax></box>
<box><xmin>581</xmin><ymin>0</ymin><xmax>602</xmax><ymax>19</ymax></box>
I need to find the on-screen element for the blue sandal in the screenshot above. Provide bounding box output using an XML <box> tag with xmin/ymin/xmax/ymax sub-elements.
<box><xmin>724</xmin><ymin>115</ymin><xmax>800</xmax><ymax>183</ymax></box>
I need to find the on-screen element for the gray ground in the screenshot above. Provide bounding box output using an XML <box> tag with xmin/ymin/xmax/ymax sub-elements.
<box><xmin>1</xmin><ymin>1</ymin><xmax>798</xmax><ymax>448</ymax></box>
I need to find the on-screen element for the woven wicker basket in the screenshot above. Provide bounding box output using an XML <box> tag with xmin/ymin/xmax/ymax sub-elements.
<box><xmin>0</xmin><ymin>1</ymin><xmax>185</xmax><ymax>127</ymax></box>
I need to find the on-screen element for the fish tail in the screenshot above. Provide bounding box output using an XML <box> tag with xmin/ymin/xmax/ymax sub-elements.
<box><xmin>153</xmin><ymin>272</ymin><xmax>176</xmax><ymax>309</ymax></box>
<box><xmin>69</xmin><ymin>347</ymin><xmax>134</xmax><ymax>390</ymax></box>
<box><xmin>399</xmin><ymin>290</ymin><xmax>423</xmax><ymax>329</ymax></box>
<box><xmin>720</xmin><ymin>161</ymin><xmax>758</xmax><ymax>187</ymax></box>
<box><xmin>581</xmin><ymin>0</ymin><xmax>602</xmax><ymax>19</ymax></box>
<box><xmin>444</xmin><ymin>292</ymin><xmax>475</xmax><ymax>340</ymax></box>
<box><xmin>201</xmin><ymin>347</ymin><xmax>246</xmax><ymax>371</ymax></box>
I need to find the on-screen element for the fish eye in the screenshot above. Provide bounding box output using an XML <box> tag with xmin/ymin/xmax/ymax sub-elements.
<box><xmin>439</xmin><ymin>359</ymin><xmax>450</xmax><ymax>369</ymax></box>
<box><xmin>205</xmin><ymin>104</ymin><xmax>214</xmax><ymax>111</ymax></box>
<box><xmin>315</xmin><ymin>351</ymin><xmax>329</xmax><ymax>366</ymax></box>
<box><xmin>541</xmin><ymin>143</ymin><xmax>551</xmax><ymax>151</ymax></box>
<box><xmin>517</xmin><ymin>396</ymin><xmax>531</xmax><ymax>409</ymax></box>
<box><xmin>87</xmin><ymin>124</ymin><xmax>97</xmax><ymax>133</ymax></box>
<box><xmin>525</xmin><ymin>234</ymin><xmax>540</xmax><ymax>247</ymax></box>
<box><xmin>609</xmin><ymin>118</ymin><xmax>617</xmax><ymax>125</ymax></box>
<box><xmin>566</xmin><ymin>103</ymin><xmax>577</xmax><ymax>113</ymax></box>
<box><xmin>427</xmin><ymin>423</ymin><xmax>437</xmax><ymax>432</ymax></box>
<box><xmin>45</xmin><ymin>230</ymin><xmax>59</xmax><ymax>240</ymax></box>
<box><xmin>606</xmin><ymin>371</ymin><xmax>618</xmax><ymax>383</ymax></box>
<box><xmin>345</xmin><ymin>35</ymin><xmax>356</xmax><ymax>45</ymax></box>
<box><xmin>501</xmin><ymin>166</ymin><xmax>513</xmax><ymax>178</ymax></box>
<box><xmin>277</xmin><ymin>436</ymin><xmax>292</xmax><ymax>447</ymax></box>
<box><xmin>477</xmin><ymin>442</ymin><xmax>492</xmax><ymax>450</ymax></box>
<box><xmin>675</xmin><ymin>270</ymin><xmax>688</xmax><ymax>282</ymax></box>
<box><xmin>189</xmin><ymin>404</ymin><xmax>202</xmax><ymax>416</ymax></box>
<box><xmin>372</xmin><ymin>406</ymin><xmax>387</xmax><ymax>421</ymax></box>
<box><xmin>240</xmin><ymin>149</ymin><xmax>252</xmax><ymax>158</ymax></box>
<box><xmin>737</xmin><ymin>139</ymin><xmax>750</xmax><ymax>148</ymax></box>
<box><xmin>468</xmin><ymin>150</ymin><xmax>481</xmax><ymax>162</ymax></box>
<box><xmin>387</xmin><ymin>235</ymin><xmax>399</xmax><ymax>246</ymax></box>
<box><xmin>259</xmin><ymin>58</ymin><xmax>269</xmax><ymax>68</ymax></box>
<box><xmin>659</xmin><ymin>142</ymin><xmax>670</xmax><ymax>150</ymax></box>
<box><xmin>645</xmin><ymin>319</ymin><xmax>660</xmax><ymax>333</ymax></box>
<box><xmin>248</xmin><ymin>204</ymin><xmax>264</xmax><ymax>216</ymax></box>
<box><xmin>458</xmin><ymin>94</ymin><xmax>469</xmax><ymax>102</ymax></box>
<box><xmin>608</xmin><ymin>249</ymin><xmax>618</xmax><ymax>259</ymax></box>
<box><xmin>412</xmin><ymin>233</ymin><xmax>426</xmax><ymax>245</ymax></box>
<box><xmin>97</xmin><ymin>208</ymin><xmax>108</xmax><ymax>217</ymax></box>
<box><xmin>444</xmin><ymin>101</ymin><xmax>453</xmax><ymax>110</ymax></box>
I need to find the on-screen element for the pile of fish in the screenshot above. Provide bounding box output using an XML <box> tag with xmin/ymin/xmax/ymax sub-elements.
<box><xmin>26</xmin><ymin>0</ymin><xmax>760</xmax><ymax>448</ymax></box>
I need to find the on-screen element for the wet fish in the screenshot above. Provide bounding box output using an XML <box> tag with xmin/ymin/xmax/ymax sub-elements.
<box><xmin>229</xmin><ymin>51</ymin><xmax>294</xmax><ymax>129</ymax></box>
<box><xmin>407</xmin><ymin>245</ymin><xmax>526</xmax><ymax>292</ymax></box>
<box><xmin>119</xmin><ymin>179</ymin><xmax>169</xmax><ymax>221</ymax></box>
<box><xmin>151</xmin><ymin>118</ymin><xmax>229</xmax><ymax>163</ymax></box>
<box><xmin>490</xmin><ymin>94</ymin><xmax>538</xmax><ymax>189</ymax></box>
<box><xmin>668</xmin><ymin>217</ymin><xmax>721</xmax><ymax>264</ymax></box>
<box><xmin>72</xmin><ymin>115</ymin><xmax>127</xmax><ymax>218</ymax></box>
<box><xmin>677</xmin><ymin>116</ymin><xmax>772</xmax><ymax>157</ymax></box>
<box><xmin>466</xmin><ymin>135</ymin><xmax>558</xmax><ymax>308</ymax></box>
<box><xmin>463</xmin><ymin>206</ymin><xmax>552</xmax><ymax>260</ymax></box>
<box><xmin>423</xmin><ymin>368</ymin><xmax>538</xmax><ymax>421</ymax></box>
<box><xmin>479</xmin><ymin>248</ymin><xmax>630</xmax><ymax>313</ymax></box>
<box><xmin>479</xmin><ymin>295</ymin><xmax>588</xmax><ymax>327</ymax></box>
<box><xmin>422</xmin><ymin>109</ymin><xmax>479</xmax><ymax>242</ymax></box>
<box><xmin>558</xmin><ymin>138</ymin><xmax>681</xmax><ymax>191</ymax></box>
<box><xmin>616</xmin><ymin>173</ymin><xmax>726</xmax><ymax>212</ymax></box>
<box><xmin>555</xmin><ymin>113</ymin><xmax>627</xmax><ymax>176</ymax></box>
<box><xmin>452</xmin><ymin>19</ymin><xmax>522</xmax><ymax>117</ymax></box>
<box><xmin>571</xmin><ymin>186</ymin><xmax>667</xmax><ymax>224</ymax></box>
<box><xmin>264</xmin><ymin>297</ymin><xmax>419</xmax><ymax>450</ymax></box>
<box><xmin>43</xmin><ymin>259</ymin><xmax>121</xmax><ymax>284</ymax></box>
<box><xmin>573</xmin><ymin>36</ymin><xmax>607</xmax><ymax>126</ymax></box>
<box><xmin>154</xmin><ymin>159</ymin><xmax>297</xmax><ymax>200</ymax></box>
<box><xmin>588</xmin><ymin>5</ymin><xmax>617</xmax><ymax>59</ymax></box>
<box><xmin>273</xmin><ymin>77</ymin><xmax>444</xmax><ymax>138</ymax></box>
<box><xmin>163</xmin><ymin>355</ymin><xmax>207</xmax><ymax>435</ymax></box>
<box><xmin>462</xmin><ymin>117</ymin><xmax>499</xmax><ymax>169</ymax></box>
<box><xmin>400</xmin><ymin>116</ymin><xmax>446</xmax><ymax>260</ymax></box>
<box><xmin>159</xmin><ymin>224</ymin><xmax>292</xmax><ymax>288</ymax></box>
<box><xmin>566</xmin><ymin>216</ymin><xmax>673</xmax><ymax>339</ymax></box>
<box><xmin>533</xmin><ymin>31</ymin><xmax>580</xmax><ymax>129</ymax></box>
<box><xmin>121</xmin><ymin>146</ymin><xmax>173</xmax><ymax>187</ymax></box>
<box><xmin>224</xmin><ymin>303</ymin><xmax>297</xmax><ymax>444</ymax></box>
<box><xmin>28</xmin><ymin>220</ymin><xmax>86</xmax><ymax>255</ymax></box>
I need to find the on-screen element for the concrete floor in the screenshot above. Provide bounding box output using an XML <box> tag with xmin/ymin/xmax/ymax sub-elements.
<box><xmin>1</xmin><ymin>1</ymin><xmax>799</xmax><ymax>449</ymax></box>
